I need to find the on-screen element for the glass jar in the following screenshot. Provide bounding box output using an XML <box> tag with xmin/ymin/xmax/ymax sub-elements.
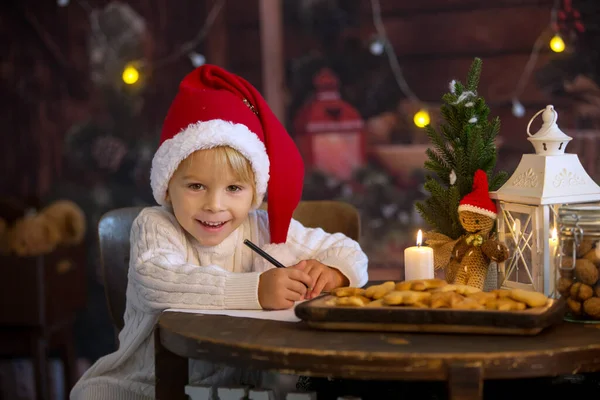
<box><xmin>556</xmin><ymin>204</ymin><xmax>600</xmax><ymax>323</ymax></box>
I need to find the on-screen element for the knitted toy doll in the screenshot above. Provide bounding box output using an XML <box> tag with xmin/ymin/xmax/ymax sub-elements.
<box><xmin>450</xmin><ymin>170</ymin><xmax>510</xmax><ymax>290</ymax></box>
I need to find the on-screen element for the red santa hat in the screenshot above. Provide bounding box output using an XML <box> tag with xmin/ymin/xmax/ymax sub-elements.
<box><xmin>457</xmin><ymin>169</ymin><xmax>497</xmax><ymax>219</ymax></box>
<box><xmin>150</xmin><ymin>65</ymin><xmax>305</xmax><ymax>244</ymax></box>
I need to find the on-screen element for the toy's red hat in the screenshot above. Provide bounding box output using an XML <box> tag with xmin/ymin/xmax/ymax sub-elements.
<box><xmin>150</xmin><ymin>65</ymin><xmax>305</xmax><ymax>243</ymax></box>
<box><xmin>458</xmin><ymin>169</ymin><xmax>497</xmax><ymax>219</ymax></box>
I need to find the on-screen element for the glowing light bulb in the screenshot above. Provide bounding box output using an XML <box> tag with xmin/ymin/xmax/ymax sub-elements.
<box><xmin>122</xmin><ymin>65</ymin><xmax>140</xmax><ymax>85</ymax></box>
<box><xmin>512</xmin><ymin>99</ymin><xmax>525</xmax><ymax>118</ymax></box>
<box><xmin>189</xmin><ymin>52</ymin><xmax>206</xmax><ymax>67</ymax></box>
<box><xmin>413</xmin><ymin>109</ymin><xmax>430</xmax><ymax>128</ymax></box>
<box><xmin>550</xmin><ymin>34</ymin><xmax>565</xmax><ymax>53</ymax></box>
<box><xmin>369</xmin><ymin>39</ymin><xmax>385</xmax><ymax>55</ymax></box>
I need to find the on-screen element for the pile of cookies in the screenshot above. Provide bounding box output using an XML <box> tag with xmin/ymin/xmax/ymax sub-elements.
<box><xmin>557</xmin><ymin>245</ymin><xmax>600</xmax><ymax>319</ymax></box>
<box><xmin>326</xmin><ymin>279</ymin><xmax>550</xmax><ymax>311</ymax></box>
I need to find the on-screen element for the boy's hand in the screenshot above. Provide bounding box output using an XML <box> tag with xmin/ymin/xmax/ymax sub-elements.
<box><xmin>290</xmin><ymin>260</ymin><xmax>349</xmax><ymax>299</ymax></box>
<box><xmin>258</xmin><ymin>268</ymin><xmax>312</xmax><ymax>310</ymax></box>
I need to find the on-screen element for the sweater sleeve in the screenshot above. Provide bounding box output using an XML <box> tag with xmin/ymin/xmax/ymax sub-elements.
<box><xmin>256</xmin><ymin>216</ymin><xmax>369</xmax><ymax>288</ymax></box>
<box><xmin>129</xmin><ymin>208</ymin><xmax>262</xmax><ymax>312</ymax></box>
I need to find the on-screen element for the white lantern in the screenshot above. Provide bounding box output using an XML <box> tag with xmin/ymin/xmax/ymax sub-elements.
<box><xmin>489</xmin><ymin>105</ymin><xmax>600</xmax><ymax>296</ymax></box>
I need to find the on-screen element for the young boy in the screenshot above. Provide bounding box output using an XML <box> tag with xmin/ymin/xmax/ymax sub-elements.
<box><xmin>70</xmin><ymin>65</ymin><xmax>368</xmax><ymax>399</ymax></box>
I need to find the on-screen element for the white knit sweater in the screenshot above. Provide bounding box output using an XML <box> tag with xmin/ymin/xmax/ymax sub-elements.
<box><xmin>70</xmin><ymin>206</ymin><xmax>369</xmax><ymax>400</ymax></box>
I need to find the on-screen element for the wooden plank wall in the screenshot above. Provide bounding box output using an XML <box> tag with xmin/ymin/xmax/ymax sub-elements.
<box><xmin>227</xmin><ymin>0</ymin><xmax>572</xmax><ymax>151</ymax></box>
<box><xmin>1</xmin><ymin>0</ymin><xmax>572</xmax><ymax>199</ymax></box>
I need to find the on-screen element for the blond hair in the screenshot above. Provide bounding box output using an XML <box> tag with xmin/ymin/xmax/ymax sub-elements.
<box><xmin>182</xmin><ymin>146</ymin><xmax>257</xmax><ymax>201</ymax></box>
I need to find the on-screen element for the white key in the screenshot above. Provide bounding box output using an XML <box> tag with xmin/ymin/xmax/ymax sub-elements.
<box><xmin>184</xmin><ymin>385</ymin><xmax>213</xmax><ymax>400</ymax></box>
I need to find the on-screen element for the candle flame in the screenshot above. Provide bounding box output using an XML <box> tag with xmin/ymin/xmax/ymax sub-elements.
<box><xmin>551</xmin><ymin>227</ymin><xmax>557</xmax><ymax>240</ymax></box>
<box><xmin>416</xmin><ymin>229</ymin><xmax>423</xmax><ymax>246</ymax></box>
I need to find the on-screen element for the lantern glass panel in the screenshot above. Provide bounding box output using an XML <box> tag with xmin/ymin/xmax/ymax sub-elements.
<box><xmin>499</xmin><ymin>203</ymin><xmax>536</xmax><ymax>290</ymax></box>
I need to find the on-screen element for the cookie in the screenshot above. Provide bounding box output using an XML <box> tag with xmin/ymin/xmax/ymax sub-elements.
<box><xmin>365</xmin><ymin>299</ymin><xmax>385</xmax><ymax>307</ymax></box>
<box><xmin>490</xmin><ymin>289</ymin><xmax>512</xmax><ymax>299</ymax></box>
<box><xmin>508</xmin><ymin>289</ymin><xmax>548</xmax><ymax>308</ymax></box>
<box><xmin>382</xmin><ymin>290</ymin><xmax>432</xmax><ymax>306</ymax></box>
<box><xmin>466</xmin><ymin>291</ymin><xmax>497</xmax><ymax>306</ymax></box>
<box><xmin>332</xmin><ymin>287</ymin><xmax>365</xmax><ymax>297</ymax></box>
<box><xmin>485</xmin><ymin>298</ymin><xmax>527</xmax><ymax>311</ymax></box>
<box><xmin>430</xmin><ymin>291</ymin><xmax>464</xmax><ymax>309</ymax></box>
<box><xmin>452</xmin><ymin>297</ymin><xmax>485</xmax><ymax>310</ymax></box>
<box><xmin>365</xmin><ymin>281</ymin><xmax>396</xmax><ymax>299</ymax></box>
<box><xmin>432</xmin><ymin>284</ymin><xmax>481</xmax><ymax>295</ymax></box>
<box><xmin>395</xmin><ymin>279</ymin><xmax>447</xmax><ymax>291</ymax></box>
<box><xmin>335</xmin><ymin>295</ymin><xmax>371</xmax><ymax>307</ymax></box>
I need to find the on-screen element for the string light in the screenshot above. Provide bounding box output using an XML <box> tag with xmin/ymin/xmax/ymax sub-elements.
<box><xmin>369</xmin><ymin>37</ymin><xmax>385</xmax><ymax>56</ymax></box>
<box><xmin>122</xmin><ymin>64</ymin><xmax>140</xmax><ymax>85</ymax></box>
<box><xmin>76</xmin><ymin>0</ymin><xmax>223</xmax><ymax>78</ymax></box>
<box><xmin>370</xmin><ymin>0</ymin><xmax>430</xmax><ymax>128</ymax></box>
<box><xmin>549</xmin><ymin>34</ymin><xmax>566</xmax><ymax>52</ymax></box>
<box><xmin>188</xmin><ymin>52</ymin><xmax>206</xmax><ymax>67</ymax></box>
<box><xmin>510</xmin><ymin>0</ymin><xmax>563</xmax><ymax>118</ymax></box>
<box><xmin>511</xmin><ymin>99</ymin><xmax>526</xmax><ymax>118</ymax></box>
<box><xmin>57</xmin><ymin>0</ymin><xmax>70</xmax><ymax>6</ymax></box>
<box><xmin>413</xmin><ymin>109</ymin><xmax>431</xmax><ymax>128</ymax></box>
<box><xmin>151</xmin><ymin>0</ymin><xmax>224</xmax><ymax>69</ymax></box>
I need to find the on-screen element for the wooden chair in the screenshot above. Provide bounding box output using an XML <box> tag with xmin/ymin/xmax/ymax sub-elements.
<box><xmin>98</xmin><ymin>201</ymin><xmax>361</xmax><ymax>331</ymax></box>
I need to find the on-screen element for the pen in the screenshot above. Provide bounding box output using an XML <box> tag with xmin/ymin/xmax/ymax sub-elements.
<box><xmin>243</xmin><ymin>239</ymin><xmax>286</xmax><ymax>268</ymax></box>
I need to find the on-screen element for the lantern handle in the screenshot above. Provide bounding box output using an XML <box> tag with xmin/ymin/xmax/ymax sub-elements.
<box><xmin>526</xmin><ymin>107</ymin><xmax>558</xmax><ymax>137</ymax></box>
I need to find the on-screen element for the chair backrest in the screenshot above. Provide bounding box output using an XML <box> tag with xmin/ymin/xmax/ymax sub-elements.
<box><xmin>262</xmin><ymin>200</ymin><xmax>361</xmax><ymax>242</ymax></box>
<box><xmin>98</xmin><ymin>200</ymin><xmax>360</xmax><ymax>330</ymax></box>
<box><xmin>98</xmin><ymin>206</ymin><xmax>144</xmax><ymax>331</ymax></box>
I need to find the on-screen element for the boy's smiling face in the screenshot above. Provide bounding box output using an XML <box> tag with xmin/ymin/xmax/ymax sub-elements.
<box><xmin>166</xmin><ymin>148</ymin><xmax>255</xmax><ymax>247</ymax></box>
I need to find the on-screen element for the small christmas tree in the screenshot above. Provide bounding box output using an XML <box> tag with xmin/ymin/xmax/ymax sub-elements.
<box><xmin>415</xmin><ymin>58</ymin><xmax>508</xmax><ymax>240</ymax></box>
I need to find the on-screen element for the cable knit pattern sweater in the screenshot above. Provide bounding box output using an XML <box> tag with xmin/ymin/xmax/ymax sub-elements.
<box><xmin>70</xmin><ymin>206</ymin><xmax>369</xmax><ymax>400</ymax></box>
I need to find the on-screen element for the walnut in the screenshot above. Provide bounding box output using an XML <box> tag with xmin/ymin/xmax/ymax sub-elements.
<box><xmin>560</xmin><ymin>254</ymin><xmax>574</xmax><ymax>273</ymax></box>
<box><xmin>570</xmin><ymin>282</ymin><xmax>582</xmax><ymax>299</ymax></box>
<box><xmin>570</xmin><ymin>282</ymin><xmax>594</xmax><ymax>301</ymax></box>
<box><xmin>575</xmin><ymin>259</ymin><xmax>599</xmax><ymax>286</ymax></box>
<box><xmin>583</xmin><ymin>248</ymin><xmax>600</xmax><ymax>267</ymax></box>
<box><xmin>579</xmin><ymin>283</ymin><xmax>593</xmax><ymax>301</ymax></box>
<box><xmin>567</xmin><ymin>297</ymin><xmax>582</xmax><ymax>316</ymax></box>
<box><xmin>559</xmin><ymin>267</ymin><xmax>574</xmax><ymax>279</ymax></box>
<box><xmin>557</xmin><ymin>277</ymin><xmax>573</xmax><ymax>297</ymax></box>
<box><xmin>563</xmin><ymin>239</ymin><xmax>595</xmax><ymax>258</ymax></box>
<box><xmin>583</xmin><ymin>297</ymin><xmax>600</xmax><ymax>319</ymax></box>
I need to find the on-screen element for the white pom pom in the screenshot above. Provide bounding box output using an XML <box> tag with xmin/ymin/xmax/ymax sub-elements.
<box><xmin>469</xmin><ymin>117</ymin><xmax>478</xmax><ymax>124</ymax></box>
<box><xmin>465</xmin><ymin>102</ymin><xmax>474</xmax><ymax>107</ymax></box>
<box><xmin>449</xmin><ymin>170</ymin><xmax>457</xmax><ymax>185</ymax></box>
<box><xmin>449</xmin><ymin>79</ymin><xmax>457</xmax><ymax>93</ymax></box>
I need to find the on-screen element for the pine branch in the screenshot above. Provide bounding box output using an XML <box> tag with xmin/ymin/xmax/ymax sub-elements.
<box><xmin>466</xmin><ymin>58</ymin><xmax>482</xmax><ymax>92</ymax></box>
<box><xmin>489</xmin><ymin>171</ymin><xmax>509</xmax><ymax>191</ymax></box>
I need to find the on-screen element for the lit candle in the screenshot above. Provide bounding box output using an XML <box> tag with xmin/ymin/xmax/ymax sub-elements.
<box><xmin>404</xmin><ymin>230</ymin><xmax>434</xmax><ymax>281</ymax></box>
<box><xmin>549</xmin><ymin>227</ymin><xmax>558</xmax><ymax>258</ymax></box>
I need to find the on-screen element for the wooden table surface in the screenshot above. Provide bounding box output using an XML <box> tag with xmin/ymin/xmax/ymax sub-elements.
<box><xmin>155</xmin><ymin>311</ymin><xmax>600</xmax><ymax>400</ymax></box>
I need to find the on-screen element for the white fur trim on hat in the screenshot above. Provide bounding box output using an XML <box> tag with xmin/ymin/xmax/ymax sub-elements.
<box><xmin>457</xmin><ymin>204</ymin><xmax>497</xmax><ymax>219</ymax></box>
<box><xmin>150</xmin><ymin>119</ymin><xmax>270</xmax><ymax>207</ymax></box>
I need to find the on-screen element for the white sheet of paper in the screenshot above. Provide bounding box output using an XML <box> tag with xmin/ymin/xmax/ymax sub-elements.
<box><xmin>164</xmin><ymin>301</ymin><xmax>305</xmax><ymax>322</ymax></box>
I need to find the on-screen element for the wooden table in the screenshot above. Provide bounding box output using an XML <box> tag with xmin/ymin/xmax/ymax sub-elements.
<box><xmin>155</xmin><ymin>310</ymin><xmax>600</xmax><ymax>400</ymax></box>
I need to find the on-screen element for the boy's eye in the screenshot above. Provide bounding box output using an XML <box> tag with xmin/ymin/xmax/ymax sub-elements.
<box><xmin>188</xmin><ymin>183</ymin><xmax>205</xmax><ymax>191</ymax></box>
<box><xmin>227</xmin><ymin>185</ymin><xmax>242</xmax><ymax>192</ymax></box>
